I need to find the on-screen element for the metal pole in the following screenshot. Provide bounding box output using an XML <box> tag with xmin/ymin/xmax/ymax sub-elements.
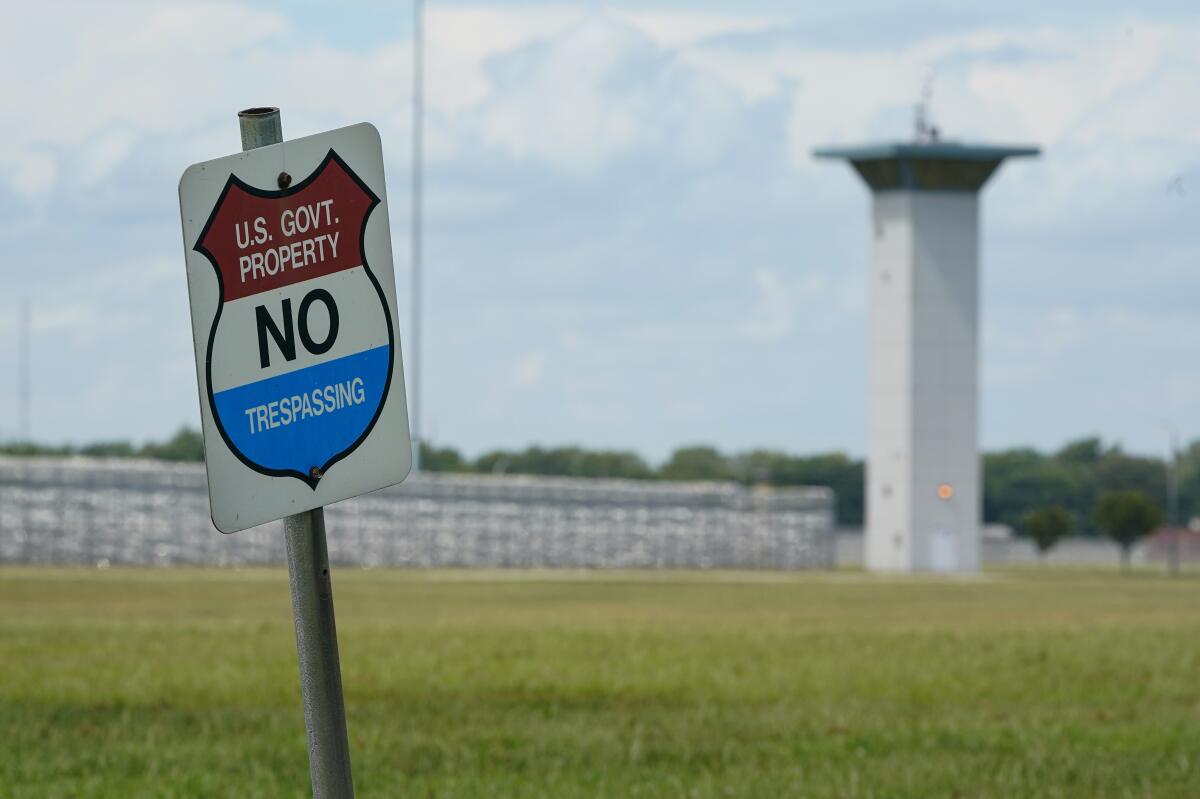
<box><xmin>410</xmin><ymin>0</ymin><xmax>424</xmax><ymax>472</ymax></box>
<box><xmin>18</xmin><ymin>297</ymin><xmax>29</xmax><ymax>441</ymax></box>
<box><xmin>239</xmin><ymin>107</ymin><xmax>282</xmax><ymax>151</ymax></box>
<box><xmin>238</xmin><ymin>106</ymin><xmax>355</xmax><ymax>798</ymax></box>
<box><xmin>1167</xmin><ymin>428</ymin><xmax>1181</xmax><ymax>577</ymax></box>
<box><xmin>284</xmin><ymin>509</ymin><xmax>354</xmax><ymax>796</ymax></box>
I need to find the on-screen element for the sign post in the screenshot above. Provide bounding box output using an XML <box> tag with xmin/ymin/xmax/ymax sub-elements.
<box><xmin>238</xmin><ymin>107</ymin><xmax>354</xmax><ymax>798</ymax></box>
<box><xmin>180</xmin><ymin>107</ymin><xmax>413</xmax><ymax>798</ymax></box>
<box><xmin>283</xmin><ymin>506</ymin><xmax>353</xmax><ymax>797</ymax></box>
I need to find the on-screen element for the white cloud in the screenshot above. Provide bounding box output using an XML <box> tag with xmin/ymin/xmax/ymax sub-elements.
<box><xmin>2</xmin><ymin>3</ymin><xmax>1199</xmax><ymax>456</ymax></box>
<box><xmin>741</xmin><ymin>269</ymin><xmax>828</xmax><ymax>342</ymax></box>
<box><xmin>8</xmin><ymin>7</ymin><xmax>1196</xmax><ymax>188</ymax></box>
<box><xmin>78</xmin><ymin>128</ymin><xmax>139</xmax><ymax>186</ymax></box>
<box><xmin>617</xmin><ymin>11</ymin><xmax>776</xmax><ymax>49</ymax></box>
<box><xmin>9</xmin><ymin>151</ymin><xmax>57</xmax><ymax>199</ymax></box>
<box><xmin>455</xmin><ymin>12</ymin><xmax>770</xmax><ymax>176</ymax></box>
<box><xmin>511</xmin><ymin>353</ymin><xmax>547</xmax><ymax>388</ymax></box>
<box><xmin>983</xmin><ymin>306</ymin><xmax>1086</xmax><ymax>388</ymax></box>
<box><xmin>0</xmin><ymin>4</ymin><xmax>288</xmax><ymax>144</ymax></box>
<box><xmin>672</xmin><ymin>20</ymin><xmax>1200</xmax><ymax>171</ymax></box>
<box><xmin>471</xmin><ymin>15</ymin><xmax>658</xmax><ymax>173</ymax></box>
<box><xmin>425</xmin><ymin>7</ymin><xmax>579</xmax><ymax>112</ymax></box>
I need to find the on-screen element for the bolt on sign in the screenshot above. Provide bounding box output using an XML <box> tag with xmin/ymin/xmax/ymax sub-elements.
<box><xmin>179</xmin><ymin>123</ymin><xmax>411</xmax><ymax>532</ymax></box>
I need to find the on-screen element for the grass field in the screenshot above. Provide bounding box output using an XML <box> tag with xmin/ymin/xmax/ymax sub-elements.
<box><xmin>1</xmin><ymin>567</ymin><xmax>1198</xmax><ymax>798</ymax></box>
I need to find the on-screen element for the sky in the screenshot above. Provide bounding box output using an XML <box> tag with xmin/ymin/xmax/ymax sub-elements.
<box><xmin>1</xmin><ymin>0</ymin><xmax>1198</xmax><ymax>462</ymax></box>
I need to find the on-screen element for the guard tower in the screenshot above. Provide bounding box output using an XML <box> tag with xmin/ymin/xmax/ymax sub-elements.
<box><xmin>815</xmin><ymin>131</ymin><xmax>1037</xmax><ymax>572</ymax></box>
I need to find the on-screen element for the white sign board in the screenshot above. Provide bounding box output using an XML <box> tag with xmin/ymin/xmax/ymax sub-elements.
<box><xmin>179</xmin><ymin>123</ymin><xmax>411</xmax><ymax>533</ymax></box>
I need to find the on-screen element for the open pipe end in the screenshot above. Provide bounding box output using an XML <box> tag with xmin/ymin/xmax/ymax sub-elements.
<box><xmin>238</xmin><ymin>107</ymin><xmax>283</xmax><ymax>151</ymax></box>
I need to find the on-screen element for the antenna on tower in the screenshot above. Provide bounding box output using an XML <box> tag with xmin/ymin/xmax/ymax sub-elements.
<box><xmin>914</xmin><ymin>74</ymin><xmax>939</xmax><ymax>144</ymax></box>
<box><xmin>18</xmin><ymin>298</ymin><xmax>30</xmax><ymax>442</ymax></box>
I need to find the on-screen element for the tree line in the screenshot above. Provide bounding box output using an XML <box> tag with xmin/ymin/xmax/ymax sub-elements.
<box><xmin>3</xmin><ymin>431</ymin><xmax>1190</xmax><ymax>539</ymax></box>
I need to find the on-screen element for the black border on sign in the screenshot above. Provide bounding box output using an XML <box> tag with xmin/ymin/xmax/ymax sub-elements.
<box><xmin>192</xmin><ymin>148</ymin><xmax>395</xmax><ymax>491</ymax></box>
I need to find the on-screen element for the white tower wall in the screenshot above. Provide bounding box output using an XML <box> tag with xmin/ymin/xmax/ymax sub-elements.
<box><xmin>866</xmin><ymin>191</ymin><xmax>980</xmax><ymax>572</ymax></box>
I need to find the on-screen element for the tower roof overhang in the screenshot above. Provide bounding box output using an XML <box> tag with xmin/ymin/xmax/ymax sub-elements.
<box><xmin>813</xmin><ymin>142</ymin><xmax>1039</xmax><ymax>192</ymax></box>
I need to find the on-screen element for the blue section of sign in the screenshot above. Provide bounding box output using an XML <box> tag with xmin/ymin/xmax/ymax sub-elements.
<box><xmin>213</xmin><ymin>345</ymin><xmax>390</xmax><ymax>475</ymax></box>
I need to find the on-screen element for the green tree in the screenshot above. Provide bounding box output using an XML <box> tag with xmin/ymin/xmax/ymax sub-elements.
<box><xmin>572</xmin><ymin>450</ymin><xmax>653</xmax><ymax>480</ymax></box>
<box><xmin>1050</xmin><ymin>437</ymin><xmax>1108</xmax><ymax>528</ymax></box>
<box><xmin>983</xmin><ymin>449</ymin><xmax>1078</xmax><ymax>531</ymax></box>
<box><xmin>79</xmin><ymin>440</ymin><xmax>136</xmax><ymax>458</ymax></box>
<box><xmin>1093</xmin><ymin>490</ymin><xmax>1163</xmax><ymax>572</ymax></box>
<box><xmin>139</xmin><ymin>427</ymin><xmax>205</xmax><ymax>461</ymax></box>
<box><xmin>472</xmin><ymin>446</ymin><xmax>652</xmax><ymax>479</ymax></box>
<box><xmin>1172</xmin><ymin>440</ymin><xmax>1200</xmax><ymax>523</ymax></box>
<box><xmin>0</xmin><ymin>441</ymin><xmax>73</xmax><ymax>457</ymax></box>
<box><xmin>658</xmin><ymin>446</ymin><xmax>732</xmax><ymax>482</ymax></box>
<box><xmin>1044</xmin><ymin>439</ymin><xmax>1169</xmax><ymax>536</ymax></box>
<box><xmin>419</xmin><ymin>442</ymin><xmax>467</xmax><ymax>472</ymax></box>
<box><xmin>1022</xmin><ymin>506</ymin><xmax>1073</xmax><ymax>561</ymax></box>
<box><xmin>1054</xmin><ymin>436</ymin><xmax>1107</xmax><ymax>468</ymax></box>
<box><xmin>732</xmin><ymin>450</ymin><xmax>864</xmax><ymax>526</ymax></box>
<box><xmin>1094</xmin><ymin>450</ymin><xmax>1166</xmax><ymax>508</ymax></box>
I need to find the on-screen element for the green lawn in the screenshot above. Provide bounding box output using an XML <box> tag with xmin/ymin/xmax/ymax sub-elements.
<box><xmin>1</xmin><ymin>567</ymin><xmax>1197</xmax><ymax>798</ymax></box>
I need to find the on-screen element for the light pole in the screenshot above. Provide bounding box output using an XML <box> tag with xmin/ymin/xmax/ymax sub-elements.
<box><xmin>1165</xmin><ymin>425</ymin><xmax>1181</xmax><ymax>576</ymax></box>
<box><xmin>410</xmin><ymin>0</ymin><xmax>425</xmax><ymax>472</ymax></box>
<box><xmin>19</xmin><ymin>297</ymin><xmax>30</xmax><ymax>441</ymax></box>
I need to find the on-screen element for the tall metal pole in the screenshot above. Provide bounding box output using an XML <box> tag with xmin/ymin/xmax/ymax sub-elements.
<box><xmin>18</xmin><ymin>297</ymin><xmax>29</xmax><ymax>441</ymax></box>
<box><xmin>410</xmin><ymin>0</ymin><xmax>424</xmax><ymax>472</ymax></box>
<box><xmin>1167</xmin><ymin>427</ymin><xmax>1181</xmax><ymax>577</ymax></box>
<box><xmin>238</xmin><ymin>107</ymin><xmax>355</xmax><ymax>798</ymax></box>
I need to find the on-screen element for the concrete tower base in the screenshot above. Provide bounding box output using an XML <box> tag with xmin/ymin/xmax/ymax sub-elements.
<box><xmin>867</xmin><ymin>191</ymin><xmax>979</xmax><ymax>572</ymax></box>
